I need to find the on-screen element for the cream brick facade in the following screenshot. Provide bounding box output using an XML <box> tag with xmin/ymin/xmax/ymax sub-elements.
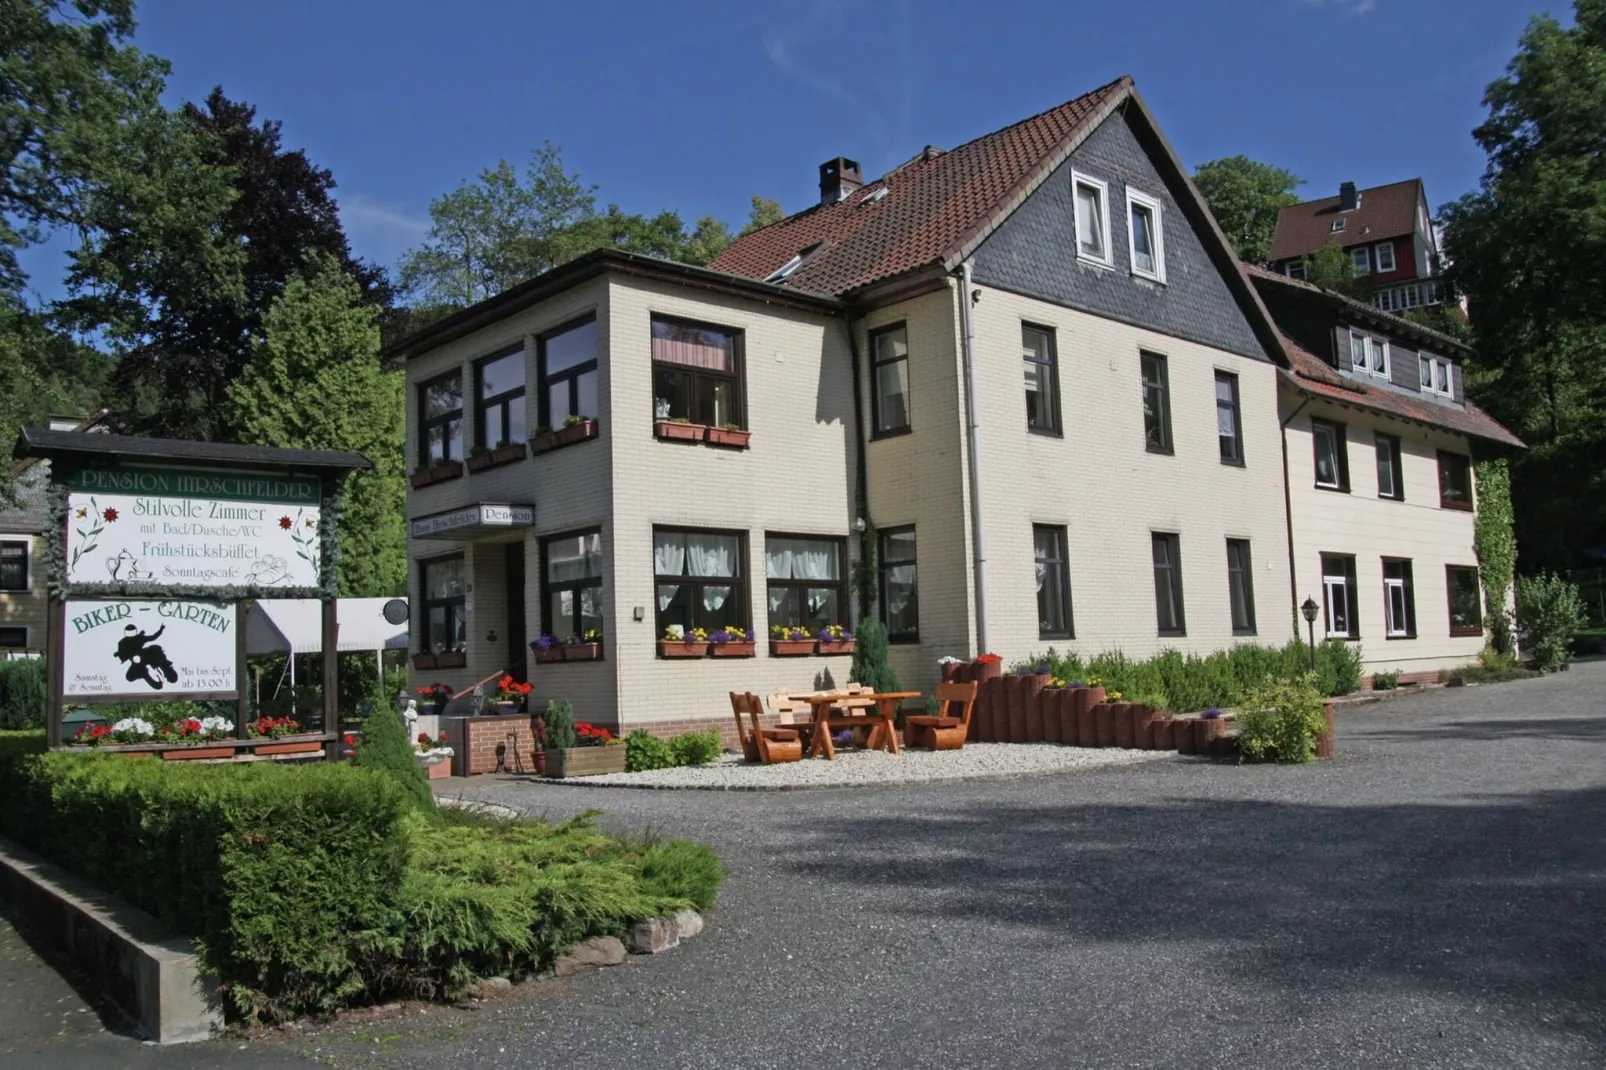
<box><xmin>1282</xmin><ymin>388</ymin><xmax>1485</xmax><ymax>676</ymax></box>
<box><xmin>0</xmin><ymin>532</ymin><xmax>46</xmax><ymax>652</ymax></box>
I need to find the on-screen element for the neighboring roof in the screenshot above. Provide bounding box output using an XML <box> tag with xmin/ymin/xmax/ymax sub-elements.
<box><xmin>245</xmin><ymin>598</ymin><xmax>409</xmax><ymax>655</ymax></box>
<box><xmin>1268</xmin><ymin>179</ymin><xmax>1423</xmax><ymax>262</ymax></box>
<box><xmin>383</xmin><ymin>247</ymin><xmax>843</xmax><ymax>362</ymax></box>
<box><xmin>711</xmin><ymin>78</ymin><xmax>1131</xmax><ymax>296</ymax></box>
<box><xmin>1245</xmin><ymin>263</ymin><xmax>1470</xmax><ymax>357</ymax></box>
<box><xmin>14</xmin><ymin>429</ymin><xmax>373</xmax><ymax>473</ymax></box>
<box><xmin>2</xmin><ymin>412</ymin><xmax>108</xmax><ymax>532</ymax></box>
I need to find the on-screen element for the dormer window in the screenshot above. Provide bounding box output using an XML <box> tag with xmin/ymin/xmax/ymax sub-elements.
<box><xmin>1126</xmin><ymin>188</ymin><xmax>1165</xmax><ymax>283</ymax></box>
<box><xmin>1348</xmin><ymin>330</ymin><xmax>1388</xmax><ymax>379</ymax></box>
<box><xmin>764</xmin><ymin>242</ymin><xmax>822</xmax><ymax>283</ymax></box>
<box><xmin>1420</xmin><ymin>354</ymin><xmax>1453</xmax><ymax>397</ymax></box>
<box><xmin>1332</xmin><ymin>217</ymin><xmax>1347</xmax><ymax>233</ymax></box>
<box><xmin>1072</xmin><ymin>172</ymin><xmax>1112</xmax><ymax>267</ymax></box>
<box><xmin>1350</xmin><ymin>247</ymin><xmax>1371</xmax><ymax>275</ymax></box>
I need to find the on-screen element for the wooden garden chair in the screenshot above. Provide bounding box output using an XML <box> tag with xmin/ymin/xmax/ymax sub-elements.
<box><xmin>738</xmin><ymin>692</ymin><xmax>802</xmax><ymax>764</ymax></box>
<box><xmin>903</xmin><ymin>681</ymin><xmax>979</xmax><ymax>751</ymax></box>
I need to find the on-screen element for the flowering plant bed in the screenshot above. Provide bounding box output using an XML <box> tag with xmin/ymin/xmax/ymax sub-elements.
<box><xmin>415</xmin><ymin>682</ymin><xmax>453</xmax><ymax>711</ymax></box>
<box><xmin>709</xmin><ymin>627</ymin><xmax>753</xmax><ymax>657</ymax></box>
<box><xmin>816</xmin><ymin>625</ymin><xmax>856</xmax><ymax>655</ymax></box>
<box><xmin>573</xmin><ymin>722</ymin><xmax>615</xmax><ymax>747</ymax></box>
<box><xmin>565</xmin><ymin>630</ymin><xmax>603</xmax><ymax>661</ymax></box>
<box><xmin>246</xmin><ymin>716</ymin><xmax>299</xmax><ymax>740</ymax></box>
<box><xmin>770</xmin><ymin>625</ymin><xmax>814</xmax><ymax>656</ymax></box>
<box><xmin>530</xmin><ymin>635</ymin><xmax>565</xmax><ymax>662</ymax></box>
<box><xmin>654</xmin><ymin>419</ymin><xmax>707</xmax><ymax>443</ymax></box>
<box><xmin>659</xmin><ymin>626</ymin><xmax>709</xmax><ymax>658</ymax></box>
<box><xmin>546</xmin><ymin>730</ymin><xmax>626</xmax><ymax>777</ymax></box>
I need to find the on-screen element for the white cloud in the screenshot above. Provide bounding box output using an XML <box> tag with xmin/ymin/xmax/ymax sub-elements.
<box><xmin>337</xmin><ymin>193</ymin><xmax>430</xmax><ymax>268</ymax></box>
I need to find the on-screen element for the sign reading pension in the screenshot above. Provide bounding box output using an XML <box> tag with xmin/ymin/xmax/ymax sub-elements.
<box><xmin>63</xmin><ymin>599</ymin><xmax>238</xmax><ymax>698</ymax></box>
<box><xmin>65</xmin><ymin>466</ymin><xmax>323</xmax><ymax>589</ymax></box>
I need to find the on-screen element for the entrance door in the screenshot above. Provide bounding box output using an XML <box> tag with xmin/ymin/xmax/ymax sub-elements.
<box><xmin>505</xmin><ymin>542</ymin><xmax>527</xmax><ymax>683</ymax></box>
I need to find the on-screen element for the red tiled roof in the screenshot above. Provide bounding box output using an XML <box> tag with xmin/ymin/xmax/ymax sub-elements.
<box><xmin>1267</xmin><ymin>179</ymin><xmax>1423</xmax><ymax>263</ymax></box>
<box><xmin>710</xmin><ymin>78</ymin><xmax>1132</xmax><ymax>295</ymax></box>
<box><xmin>1243</xmin><ymin>263</ymin><xmax>1470</xmax><ymax>355</ymax></box>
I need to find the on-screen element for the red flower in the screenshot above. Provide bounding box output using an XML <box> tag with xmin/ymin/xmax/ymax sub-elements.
<box><xmin>343</xmin><ymin>734</ymin><xmax>357</xmax><ymax>746</ymax></box>
<box><xmin>418</xmin><ymin>733</ymin><xmax>430</xmax><ymax>744</ymax></box>
<box><xmin>102</xmin><ymin>508</ymin><xmax>119</xmax><ymax>522</ymax></box>
<box><xmin>438</xmin><ymin>732</ymin><xmax>447</xmax><ymax>741</ymax></box>
<box><xmin>279</xmin><ymin>516</ymin><xmax>293</xmax><ymax>530</ymax></box>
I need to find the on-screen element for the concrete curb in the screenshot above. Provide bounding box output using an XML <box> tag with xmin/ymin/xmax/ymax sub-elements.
<box><xmin>0</xmin><ymin>834</ymin><xmax>223</xmax><ymax>1043</ymax></box>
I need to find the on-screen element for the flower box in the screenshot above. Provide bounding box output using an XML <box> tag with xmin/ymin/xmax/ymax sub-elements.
<box><xmin>253</xmin><ymin>739</ymin><xmax>322</xmax><ymax>756</ymax></box>
<box><xmin>160</xmin><ymin>746</ymin><xmax>234</xmax><ymax>762</ymax></box>
<box><xmin>433</xmin><ymin>651</ymin><xmax>466</xmax><ymax>669</ymax></box>
<box><xmin>816</xmin><ymin>639</ymin><xmax>857</xmax><ymax>656</ymax></box>
<box><xmin>424</xmin><ymin>760</ymin><xmax>451</xmax><ymax>780</ymax></box>
<box><xmin>658</xmin><ymin>640</ymin><xmax>709</xmax><ymax>658</ymax></box>
<box><xmin>412</xmin><ymin>652</ymin><xmax>438</xmax><ymax>670</ymax></box>
<box><xmin>770</xmin><ymin>639</ymin><xmax>816</xmax><ymax>657</ymax></box>
<box><xmin>530</xmin><ymin>418</ymin><xmax>599</xmax><ymax>455</ymax></box>
<box><xmin>533</xmin><ymin>646</ymin><xmax>566</xmax><ymax>664</ymax></box>
<box><xmin>409</xmin><ymin>460</ymin><xmax>464</xmax><ymax>489</ymax></box>
<box><xmin>710</xmin><ymin>641</ymin><xmax>755</xmax><ymax>657</ymax></box>
<box><xmin>466</xmin><ymin>442</ymin><xmax>527</xmax><ymax>473</ymax></box>
<box><xmin>544</xmin><ymin>746</ymin><xmax>627</xmax><ymax>779</ymax></box>
<box><xmin>494</xmin><ymin>701</ymin><xmax>520</xmax><ymax>715</ymax></box>
<box><xmin>654</xmin><ymin>420</ymin><xmax>707</xmax><ymax>443</ymax></box>
<box><xmin>706</xmin><ymin>426</ymin><xmax>750</xmax><ymax>449</ymax></box>
<box><xmin>564</xmin><ymin>642</ymin><xmax>602</xmax><ymax>662</ymax></box>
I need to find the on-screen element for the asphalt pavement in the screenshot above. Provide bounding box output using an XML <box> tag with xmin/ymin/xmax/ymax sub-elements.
<box><xmin>4</xmin><ymin>662</ymin><xmax>1603</xmax><ymax>1069</ymax></box>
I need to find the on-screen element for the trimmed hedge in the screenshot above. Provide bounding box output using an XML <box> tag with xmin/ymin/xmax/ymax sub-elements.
<box><xmin>0</xmin><ymin>659</ymin><xmax>45</xmax><ymax>730</ymax></box>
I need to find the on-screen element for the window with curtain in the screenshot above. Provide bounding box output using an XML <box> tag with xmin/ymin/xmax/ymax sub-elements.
<box><xmin>542</xmin><ymin>530</ymin><xmax>603</xmax><ymax>640</ymax></box>
<box><xmin>1215</xmin><ymin>371</ymin><xmax>1243</xmax><ymax>464</ymax></box>
<box><xmin>1375</xmin><ymin>433</ymin><xmax>1403</xmax><ymax>500</ymax></box>
<box><xmin>871</xmin><ymin>323</ymin><xmax>910</xmax><ymax>435</ymax></box>
<box><xmin>539</xmin><ymin>316</ymin><xmax>598</xmax><ymax>432</ymax></box>
<box><xmin>765</xmin><ymin>534</ymin><xmax>846</xmax><ymax>632</ymax></box>
<box><xmin>654</xmin><ymin>527</ymin><xmax>746</xmax><ymax>635</ymax></box>
<box><xmin>475</xmin><ymin>347</ymin><xmax>525</xmax><ymax>448</ymax></box>
<box><xmin>1034</xmin><ymin>525</ymin><xmax>1072</xmax><ymax>639</ymax></box>
<box><xmin>1438</xmin><ymin>450</ymin><xmax>1472</xmax><ymax>510</ymax></box>
<box><xmin>1322</xmin><ymin>554</ymin><xmax>1359</xmax><ymax>639</ymax></box>
<box><xmin>1226</xmin><ymin>538</ymin><xmax>1256</xmax><ymax>636</ymax></box>
<box><xmin>1383</xmin><ymin>558</ymin><xmax>1416</xmax><ymax>638</ymax></box>
<box><xmin>878</xmin><ymin>526</ymin><xmax>919</xmax><ymax>641</ymax></box>
<box><xmin>421</xmin><ymin>555</ymin><xmax>466</xmax><ymax>654</ymax></box>
<box><xmin>1022</xmin><ymin>323</ymin><xmax>1059</xmax><ymax>434</ymax></box>
<box><xmin>1312</xmin><ymin>418</ymin><xmax>1349</xmax><ymax>490</ymax></box>
<box><xmin>1140</xmin><ymin>351</ymin><xmax>1172</xmax><ymax>453</ymax></box>
<box><xmin>1151</xmin><ymin>532</ymin><xmax>1185</xmax><ymax>636</ymax></box>
<box><xmin>419</xmin><ymin>371</ymin><xmax>462</xmax><ymax>465</ymax></box>
<box><xmin>0</xmin><ymin>542</ymin><xmax>26</xmax><ymax>591</ymax></box>
<box><xmin>651</xmin><ymin>317</ymin><xmax>741</xmax><ymax>428</ymax></box>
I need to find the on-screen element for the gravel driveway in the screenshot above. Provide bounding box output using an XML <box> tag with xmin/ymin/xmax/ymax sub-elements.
<box><xmin>8</xmin><ymin>664</ymin><xmax>1605</xmax><ymax>1068</ymax></box>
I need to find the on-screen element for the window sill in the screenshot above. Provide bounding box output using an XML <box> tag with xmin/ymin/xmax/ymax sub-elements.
<box><xmin>1076</xmin><ymin>252</ymin><xmax>1115</xmax><ymax>270</ymax></box>
<box><xmin>1232</xmin><ymin>628</ymin><xmax>1258</xmax><ymax>638</ymax></box>
<box><xmin>466</xmin><ymin>442</ymin><xmax>528</xmax><ymax>473</ymax></box>
<box><xmin>1439</xmin><ymin>499</ymin><xmax>1474</xmax><ymax>512</ymax></box>
<box><xmin>1027</xmin><ymin>426</ymin><xmax>1064</xmax><ymax>439</ymax></box>
<box><xmin>1384</xmin><ymin>633</ymin><xmax>1418</xmax><ymax>641</ymax></box>
<box><xmin>887</xmin><ymin>634</ymin><xmax>920</xmax><ymax>645</ymax></box>
<box><xmin>1038</xmin><ymin>631</ymin><xmax>1074</xmax><ymax>642</ymax></box>
<box><xmin>871</xmin><ymin>426</ymin><xmax>913</xmax><ymax>442</ymax></box>
<box><xmin>1219</xmin><ymin>457</ymin><xmax>1246</xmax><ymax>468</ymax></box>
<box><xmin>1157</xmin><ymin>629</ymin><xmax>1187</xmax><ymax>639</ymax></box>
<box><xmin>1314</xmin><ymin>483</ymin><xmax>1351</xmax><ymax>494</ymax></box>
<box><xmin>530</xmin><ymin>419</ymin><xmax>599</xmax><ymax>455</ymax></box>
<box><xmin>1449</xmin><ymin>626</ymin><xmax>1484</xmax><ymax>638</ymax></box>
<box><xmin>409</xmin><ymin>461</ymin><xmax>465</xmax><ymax>489</ymax></box>
<box><xmin>1132</xmin><ymin>271</ymin><xmax>1166</xmax><ymax>286</ymax></box>
<box><xmin>1146</xmin><ymin>444</ymin><xmax>1175</xmax><ymax>456</ymax></box>
<box><xmin>1378</xmin><ymin>493</ymin><xmax>1405</xmax><ymax>502</ymax></box>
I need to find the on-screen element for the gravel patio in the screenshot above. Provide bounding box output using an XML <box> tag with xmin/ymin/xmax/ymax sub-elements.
<box><xmin>7</xmin><ymin>662</ymin><xmax>1605</xmax><ymax>1069</ymax></box>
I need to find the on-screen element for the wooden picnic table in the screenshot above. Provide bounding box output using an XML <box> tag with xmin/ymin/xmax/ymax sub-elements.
<box><xmin>800</xmin><ymin>691</ymin><xmax>922</xmax><ymax>760</ymax></box>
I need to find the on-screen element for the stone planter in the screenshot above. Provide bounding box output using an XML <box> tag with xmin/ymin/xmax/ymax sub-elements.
<box><xmin>1174</xmin><ymin>720</ymin><xmax>1197</xmax><ymax>755</ymax></box>
<box><xmin>654</xmin><ymin>420</ymin><xmax>706</xmax><ymax>443</ymax></box>
<box><xmin>1194</xmin><ymin>718</ymin><xmax>1226</xmax><ymax>753</ymax></box>
<box><xmin>160</xmin><ymin>746</ymin><xmax>234</xmax><ymax>761</ymax></box>
<box><xmin>545</xmin><ymin>746</ymin><xmax>627</xmax><ymax>779</ymax></box>
<box><xmin>424</xmin><ymin>760</ymin><xmax>451</xmax><ymax>780</ymax></box>
<box><xmin>658</xmin><ymin>640</ymin><xmax>709</xmax><ymax>658</ymax></box>
<box><xmin>770</xmin><ymin>639</ymin><xmax>815</xmax><ymax>657</ymax></box>
<box><xmin>530</xmin><ymin>418</ymin><xmax>599</xmax><ymax>455</ymax></box>
<box><xmin>706</xmin><ymin>426</ymin><xmax>751</xmax><ymax>449</ymax></box>
<box><xmin>1093</xmin><ymin>703</ymin><xmax>1116</xmax><ymax>747</ymax></box>
<box><xmin>253</xmin><ymin>739</ymin><xmax>322</xmax><ymax>756</ymax></box>
<box><xmin>409</xmin><ymin>460</ymin><xmax>464</xmax><ymax>489</ymax></box>
<box><xmin>1110</xmin><ymin>703</ymin><xmax>1134</xmax><ymax>748</ymax></box>
<box><xmin>1131</xmin><ymin>705</ymin><xmax>1158</xmax><ymax>751</ymax></box>
<box><xmin>465</xmin><ymin>442</ymin><xmax>527</xmax><ymax>473</ymax></box>
<box><xmin>816</xmin><ymin>639</ymin><xmax>856</xmax><ymax>656</ymax></box>
<box><xmin>564</xmin><ymin>642</ymin><xmax>602</xmax><ymax>662</ymax></box>
<box><xmin>1151</xmin><ymin>718</ymin><xmax>1176</xmax><ymax>750</ymax></box>
<box><xmin>710</xmin><ymin>641</ymin><xmax>755</xmax><ymax>657</ymax></box>
<box><xmin>1042</xmin><ymin>688</ymin><xmax>1065</xmax><ymax>744</ymax></box>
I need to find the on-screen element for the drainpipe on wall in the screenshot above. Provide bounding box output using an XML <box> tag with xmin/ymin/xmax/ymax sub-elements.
<box><xmin>844</xmin><ymin>310</ymin><xmax>873</xmax><ymax>622</ymax></box>
<box><xmin>1280</xmin><ymin>393</ymin><xmax>1313</xmax><ymax>634</ymax></box>
<box><xmin>959</xmin><ymin>260</ymin><xmax>988</xmax><ymax>655</ymax></box>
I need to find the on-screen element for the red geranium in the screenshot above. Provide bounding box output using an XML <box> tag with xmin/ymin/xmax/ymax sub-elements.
<box><xmin>976</xmin><ymin>653</ymin><xmax>1003</xmax><ymax>664</ymax></box>
<box><xmin>343</xmin><ymin>733</ymin><xmax>357</xmax><ymax>746</ymax></box>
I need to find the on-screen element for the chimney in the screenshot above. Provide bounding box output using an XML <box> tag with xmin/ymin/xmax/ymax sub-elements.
<box><xmin>1339</xmin><ymin>182</ymin><xmax>1359</xmax><ymax>212</ymax></box>
<box><xmin>819</xmin><ymin>157</ymin><xmax>863</xmax><ymax>205</ymax></box>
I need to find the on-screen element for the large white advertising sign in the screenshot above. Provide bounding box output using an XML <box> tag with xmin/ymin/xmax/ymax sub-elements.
<box><xmin>63</xmin><ymin>600</ymin><xmax>238</xmax><ymax>698</ymax></box>
<box><xmin>65</xmin><ymin>467</ymin><xmax>322</xmax><ymax>589</ymax></box>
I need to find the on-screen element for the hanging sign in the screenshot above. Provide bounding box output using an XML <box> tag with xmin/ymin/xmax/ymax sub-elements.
<box><xmin>64</xmin><ymin>466</ymin><xmax>322</xmax><ymax>589</ymax></box>
<box><xmin>62</xmin><ymin>599</ymin><xmax>238</xmax><ymax>699</ymax></box>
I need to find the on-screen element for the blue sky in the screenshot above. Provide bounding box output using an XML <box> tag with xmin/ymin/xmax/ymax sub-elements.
<box><xmin>36</xmin><ymin>0</ymin><xmax>1567</xmax><ymax>284</ymax></box>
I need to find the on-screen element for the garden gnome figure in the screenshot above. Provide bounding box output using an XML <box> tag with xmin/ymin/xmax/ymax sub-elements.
<box><xmin>401</xmin><ymin>698</ymin><xmax>419</xmax><ymax>736</ymax></box>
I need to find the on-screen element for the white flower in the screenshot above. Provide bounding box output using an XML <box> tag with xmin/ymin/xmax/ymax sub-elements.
<box><xmin>112</xmin><ymin>717</ymin><xmax>154</xmax><ymax>737</ymax></box>
<box><xmin>198</xmin><ymin>716</ymin><xmax>234</xmax><ymax>734</ymax></box>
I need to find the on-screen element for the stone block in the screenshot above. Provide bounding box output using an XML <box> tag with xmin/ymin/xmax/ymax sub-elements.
<box><xmin>626</xmin><ymin>917</ymin><xmax>680</xmax><ymax>954</ymax></box>
<box><xmin>672</xmin><ymin>909</ymin><xmax>704</xmax><ymax>940</ymax></box>
<box><xmin>551</xmin><ymin>935</ymin><xmax>627</xmax><ymax>976</ymax></box>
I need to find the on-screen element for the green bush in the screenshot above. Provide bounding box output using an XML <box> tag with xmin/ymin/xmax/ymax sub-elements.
<box><xmin>1237</xmin><ymin>674</ymin><xmax>1328</xmax><ymax>763</ymax></box>
<box><xmin>668</xmin><ymin>728</ymin><xmax>722</xmax><ymax>767</ymax></box>
<box><xmin>543</xmin><ymin>698</ymin><xmax>577</xmax><ymax>750</ymax></box>
<box><xmin>0</xmin><ymin>659</ymin><xmax>46</xmax><ymax>730</ymax></box>
<box><xmin>1371</xmin><ymin>671</ymin><xmax>1400</xmax><ymax>690</ymax></box>
<box><xmin>635</xmin><ymin>838</ymin><xmax>725</xmax><ymax>911</ymax></box>
<box><xmin>354</xmin><ymin>706</ymin><xmax>438</xmax><ymax>819</ymax></box>
<box><xmin>625</xmin><ymin>730</ymin><xmax>676</xmax><ymax>772</ymax></box>
<box><xmin>1517</xmin><ymin>572</ymin><xmax>1588</xmax><ymax>671</ymax></box>
<box><xmin>850</xmin><ymin>618</ymin><xmax>899</xmax><ymax>692</ymax></box>
<box><xmin>1318</xmin><ymin>641</ymin><xmax>1365</xmax><ymax>696</ymax></box>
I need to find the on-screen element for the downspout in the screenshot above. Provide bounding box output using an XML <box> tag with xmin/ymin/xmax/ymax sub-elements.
<box><xmin>845</xmin><ymin>310</ymin><xmax>873</xmax><ymax>621</ymax></box>
<box><xmin>959</xmin><ymin>261</ymin><xmax>988</xmax><ymax>654</ymax></box>
<box><xmin>1280</xmin><ymin>391</ymin><xmax>1313</xmax><ymax>634</ymax></box>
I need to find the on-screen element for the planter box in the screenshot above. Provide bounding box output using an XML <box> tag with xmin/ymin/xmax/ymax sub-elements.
<box><xmin>816</xmin><ymin>639</ymin><xmax>857</xmax><ymax>656</ymax></box>
<box><xmin>493</xmin><ymin>701</ymin><xmax>520</xmax><ymax>715</ymax></box>
<box><xmin>530</xmin><ymin>418</ymin><xmax>598</xmax><ymax>455</ymax></box>
<box><xmin>159</xmin><ymin>746</ymin><xmax>234</xmax><ymax>761</ymax></box>
<box><xmin>1194</xmin><ymin>719</ymin><xmax>1226</xmax><ymax>753</ymax></box>
<box><xmin>545</xmin><ymin>746</ymin><xmax>627</xmax><ymax>779</ymax></box>
<box><xmin>654</xmin><ymin>420</ymin><xmax>707</xmax><ymax>443</ymax></box>
<box><xmin>710</xmin><ymin>642</ymin><xmax>755</xmax><ymax>657</ymax></box>
<box><xmin>252</xmin><ymin>739</ymin><xmax>322</xmax><ymax>756</ymax></box>
<box><xmin>1151</xmin><ymin>718</ymin><xmax>1176</xmax><ymax>750</ymax></box>
<box><xmin>564</xmin><ymin>642</ymin><xmax>602</xmax><ymax>662</ymax></box>
<box><xmin>533</xmin><ymin>646</ymin><xmax>565</xmax><ymax>664</ymax></box>
<box><xmin>1174</xmin><ymin>720</ymin><xmax>1197</xmax><ymax>755</ymax></box>
<box><xmin>466</xmin><ymin>442</ymin><xmax>527</xmax><ymax>473</ymax></box>
<box><xmin>409</xmin><ymin>460</ymin><xmax>464</xmax><ymax>489</ymax></box>
<box><xmin>658</xmin><ymin>640</ymin><xmax>709</xmax><ymax>658</ymax></box>
<box><xmin>770</xmin><ymin>639</ymin><xmax>816</xmax><ymax>657</ymax></box>
<box><xmin>433</xmin><ymin>651</ymin><xmax>466</xmax><ymax>669</ymax></box>
<box><xmin>706</xmin><ymin>426</ymin><xmax>751</xmax><ymax>449</ymax></box>
<box><xmin>412</xmin><ymin>652</ymin><xmax>438</xmax><ymax>670</ymax></box>
<box><xmin>424</xmin><ymin>760</ymin><xmax>451</xmax><ymax>780</ymax></box>
<box><xmin>1110</xmin><ymin>703</ymin><xmax>1134</xmax><ymax>748</ymax></box>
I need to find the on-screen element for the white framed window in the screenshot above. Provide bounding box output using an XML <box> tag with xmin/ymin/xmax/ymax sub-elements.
<box><xmin>1322</xmin><ymin>554</ymin><xmax>1358</xmax><ymax>639</ymax></box>
<box><xmin>1420</xmin><ymin>354</ymin><xmax>1453</xmax><ymax>397</ymax></box>
<box><xmin>1348</xmin><ymin>331</ymin><xmax>1367</xmax><ymax>371</ymax></box>
<box><xmin>1383</xmin><ymin>558</ymin><xmax>1416</xmax><ymax>638</ymax></box>
<box><xmin>1348</xmin><ymin>330</ymin><xmax>1388</xmax><ymax>379</ymax></box>
<box><xmin>1332</xmin><ymin>217</ymin><xmax>1347</xmax><ymax>233</ymax></box>
<box><xmin>1072</xmin><ymin>171</ymin><xmax>1112</xmax><ymax>267</ymax></box>
<box><xmin>1286</xmin><ymin>259</ymin><xmax>1307</xmax><ymax>280</ymax></box>
<box><xmin>1375</xmin><ymin>242</ymin><xmax>1396</xmax><ymax>272</ymax></box>
<box><xmin>1350</xmin><ymin>247</ymin><xmax>1371</xmax><ymax>275</ymax></box>
<box><xmin>1368</xmin><ymin>337</ymin><xmax>1389</xmax><ymax>378</ymax></box>
<box><xmin>1126</xmin><ymin>187</ymin><xmax>1165</xmax><ymax>282</ymax></box>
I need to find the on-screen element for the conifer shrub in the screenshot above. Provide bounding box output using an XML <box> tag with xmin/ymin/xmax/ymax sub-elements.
<box><xmin>353</xmin><ymin>706</ymin><xmax>437</xmax><ymax>818</ymax></box>
<box><xmin>850</xmin><ymin>618</ymin><xmax>899</xmax><ymax>692</ymax></box>
<box><xmin>0</xmin><ymin>659</ymin><xmax>46</xmax><ymax>730</ymax></box>
<box><xmin>543</xmin><ymin>698</ymin><xmax>577</xmax><ymax>749</ymax></box>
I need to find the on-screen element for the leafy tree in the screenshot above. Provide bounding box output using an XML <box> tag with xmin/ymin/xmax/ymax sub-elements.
<box><xmin>1439</xmin><ymin>0</ymin><xmax>1606</xmax><ymax>571</ymax></box>
<box><xmin>1192</xmin><ymin>156</ymin><xmax>1303</xmax><ymax>262</ymax></box>
<box><xmin>228</xmin><ymin>257</ymin><xmax>405</xmax><ymax>597</ymax></box>
<box><xmin>739</xmin><ymin>195</ymin><xmax>785</xmax><ymax>236</ymax></box>
<box><xmin>1300</xmin><ymin>241</ymin><xmax>1370</xmax><ymax>301</ymax></box>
